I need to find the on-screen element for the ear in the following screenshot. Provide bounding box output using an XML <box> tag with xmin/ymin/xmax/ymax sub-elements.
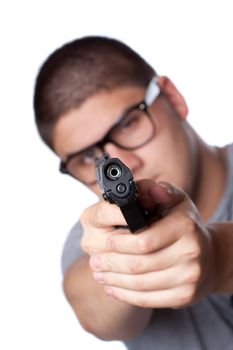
<box><xmin>156</xmin><ymin>76</ymin><xmax>188</xmax><ymax>120</ymax></box>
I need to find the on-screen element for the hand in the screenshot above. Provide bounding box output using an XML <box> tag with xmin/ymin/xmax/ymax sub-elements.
<box><xmin>80</xmin><ymin>179</ymin><xmax>158</xmax><ymax>256</ymax></box>
<box><xmin>80</xmin><ymin>189</ymin><xmax>133</xmax><ymax>256</ymax></box>
<box><xmin>88</xmin><ymin>180</ymin><xmax>217</xmax><ymax>309</ymax></box>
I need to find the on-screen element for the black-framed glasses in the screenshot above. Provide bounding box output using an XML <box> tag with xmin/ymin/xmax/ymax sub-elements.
<box><xmin>59</xmin><ymin>77</ymin><xmax>160</xmax><ymax>185</ymax></box>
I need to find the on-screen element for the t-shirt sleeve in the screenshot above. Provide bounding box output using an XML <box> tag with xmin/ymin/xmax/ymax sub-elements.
<box><xmin>61</xmin><ymin>220</ymin><xmax>84</xmax><ymax>275</ymax></box>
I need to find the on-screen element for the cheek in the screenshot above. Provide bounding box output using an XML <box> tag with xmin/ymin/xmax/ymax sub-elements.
<box><xmin>159</xmin><ymin>139</ymin><xmax>196</xmax><ymax>192</ymax></box>
<box><xmin>139</xmin><ymin>128</ymin><xmax>196</xmax><ymax>190</ymax></box>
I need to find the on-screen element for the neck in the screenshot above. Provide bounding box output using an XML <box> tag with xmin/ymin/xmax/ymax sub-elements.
<box><xmin>192</xmin><ymin>135</ymin><xmax>227</xmax><ymax>221</ymax></box>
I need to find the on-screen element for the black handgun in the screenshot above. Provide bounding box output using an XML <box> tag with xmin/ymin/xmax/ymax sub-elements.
<box><xmin>95</xmin><ymin>153</ymin><xmax>148</xmax><ymax>233</ymax></box>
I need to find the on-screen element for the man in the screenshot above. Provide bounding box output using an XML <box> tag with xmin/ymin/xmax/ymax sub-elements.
<box><xmin>34</xmin><ymin>36</ymin><xmax>233</xmax><ymax>349</ymax></box>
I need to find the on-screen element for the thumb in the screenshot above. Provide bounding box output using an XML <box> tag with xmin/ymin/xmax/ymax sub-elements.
<box><xmin>147</xmin><ymin>181</ymin><xmax>187</xmax><ymax>214</ymax></box>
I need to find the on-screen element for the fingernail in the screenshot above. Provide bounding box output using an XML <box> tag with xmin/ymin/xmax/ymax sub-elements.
<box><xmin>93</xmin><ymin>272</ymin><xmax>104</xmax><ymax>283</ymax></box>
<box><xmin>89</xmin><ymin>256</ymin><xmax>100</xmax><ymax>270</ymax></box>
<box><xmin>158</xmin><ymin>182</ymin><xmax>173</xmax><ymax>194</ymax></box>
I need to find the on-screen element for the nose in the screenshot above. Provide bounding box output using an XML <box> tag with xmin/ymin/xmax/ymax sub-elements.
<box><xmin>103</xmin><ymin>143</ymin><xmax>142</xmax><ymax>175</ymax></box>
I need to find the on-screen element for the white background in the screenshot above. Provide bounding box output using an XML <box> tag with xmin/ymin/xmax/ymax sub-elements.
<box><xmin>1</xmin><ymin>1</ymin><xmax>233</xmax><ymax>349</ymax></box>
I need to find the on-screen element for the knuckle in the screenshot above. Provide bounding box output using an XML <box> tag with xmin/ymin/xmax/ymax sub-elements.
<box><xmin>137</xmin><ymin>236</ymin><xmax>153</xmax><ymax>254</ymax></box>
<box><xmin>192</xmin><ymin>264</ymin><xmax>202</xmax><ymax>283</ymax></box>
<box><xmin>185</xmin><ymin>264</ymin><xmax>202</xmax><ymax>284</ymax></box>
<box><xmin>80</xmin><ymin>235</ymin><xmax>91</xmax><ymax>254</ymax></box>
<box><xmin>80</xmin><ymin>207</ymin><xmax>89</xmax><ymax>227</ymax></box>
<box><xmin>104</xmin><ymin>258</ymin><xmax>115</xmax><ymax>271</ymax></box>
<box><xmin>134</xmin><ymin>296</ymin><xmax>149</xmax><ymax>308</ymax></box>
<box><xmin>127</xmin><ymin>257</ymin><xmax>142</xmax><ymax>273</ymax></box>
<box><xmin>187</xmin><ymin>238</ymin><xmax>201</xmax><ymax>259</ymax></box>
<box><xmin>177</xmin><ymin>285</ymin><xmax>196</xmax><ymax>306</ymax></box>
<box><xmin>94</xmin><ymin>205</ymin><xmax>104</xmax><ymax>224</ymax></box>
<box><xmin>133</xmin><ymin>276</ymin><xmax>145</xmax><ymax>290</ymax></box>
<box><xmin>80</xmin><ymin>203</ymin><xmax>105</xmax><ymax>228</ymax></box>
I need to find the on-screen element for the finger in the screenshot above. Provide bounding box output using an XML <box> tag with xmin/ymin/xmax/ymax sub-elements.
<box><xmin>137</xmin><ymin>181</ymin><xmax>190</xmax><ymax>221</ymax></box>
<box><xmin>89</xmin><ymin>240</ymin><xmax>183</xmax><ymax>274</ymax></box>
<box><xmin>104</xmin><ymin>284</ymin><xmax>196</xmax><ymax>308</ymax></box>
<box><xmin>147</xmin><ymin>181</ymin><xmax>186</xmax><ymax>213</ymax></box>
<box><xmin>80</xmin><ymin>199</ymin><xmax>127</xmax><ymax>230</ymax></box>
<box><xmin>93</xmin><ymin>264</ymin><xmax>192</xmax><ymax>291</ymax></box>
<box><xmin>80</xmin><ymin>200</ymin><xmax>130</xmax><ymax>255</ymax></box>
<box><xmin>130</xmin><ymin>179</ymin><xmax>185</xmax><ymax>213</ymax></box>
<box><xmin>135</xmin><ymin>179</ymin><xmax>159</xmax><ymax>211</ymax></box>
<box><xmin>105</xmin><ymin>210</ymin><xmax>186</xmax><ymax>254</ymax></box>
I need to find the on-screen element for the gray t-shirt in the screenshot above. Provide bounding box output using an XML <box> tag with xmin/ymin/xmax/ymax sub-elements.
<box><xmin>61</xmin><ymin>143</ymin><xmax>233</xmax><ymax>350</ymax></box>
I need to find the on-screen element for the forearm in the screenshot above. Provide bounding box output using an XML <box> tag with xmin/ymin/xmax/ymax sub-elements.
<box><xmin>63</xmin><ymin>254</ymin><xmax>153</xmax><ymax>341</ymax></box>
<box><xmin>208</xmin><ymin>222</ymin><xmax>233</xmax><ymax>292</ymax></box>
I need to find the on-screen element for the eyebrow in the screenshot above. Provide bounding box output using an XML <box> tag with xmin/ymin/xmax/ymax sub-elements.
<box><xmin>63</xmin><ymin>99</ymin><xmax>145</xmax><ymax>162</ymax></box>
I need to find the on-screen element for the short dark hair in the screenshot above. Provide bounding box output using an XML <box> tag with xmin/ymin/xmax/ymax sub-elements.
<box><xmin>34</xmin><ymin>36</ymin><xmax>156</xmax><ymax>150</ymax></box>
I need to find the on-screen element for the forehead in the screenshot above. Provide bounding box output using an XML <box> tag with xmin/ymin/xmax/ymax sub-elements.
<box><xmin>53</xmin><ymin>86</ymin><xmax>145</xmax><ymax>158</ymax></box>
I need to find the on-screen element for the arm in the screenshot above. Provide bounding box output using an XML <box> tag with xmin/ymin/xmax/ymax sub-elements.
<box><xmin>63</xmin><ymin>254</ymin><xmax>153</xmax><ymax>341</ymax></box>
<box><xmin>63</xmin><ymin>180</ymin><xmax>233</xmax><ymax>341</ymax></box>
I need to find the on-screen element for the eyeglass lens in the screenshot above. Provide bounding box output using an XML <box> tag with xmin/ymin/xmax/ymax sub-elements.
<box><xmin>66</xmin><ymin>106</ymin><xmax>155</xmax><ymax>184</ymax></box>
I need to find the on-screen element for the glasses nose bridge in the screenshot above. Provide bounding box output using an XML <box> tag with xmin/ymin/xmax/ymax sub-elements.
<box><xmin>95</xmin><ymin>138</ymin><xmax>108</xmax><ymax>155</ymax></box>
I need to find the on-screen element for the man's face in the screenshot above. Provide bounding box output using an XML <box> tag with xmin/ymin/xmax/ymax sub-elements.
<box><xmin>53</xmin><ymin>84</ymin><xmax>197</xmax><ymax>197</ymax></box>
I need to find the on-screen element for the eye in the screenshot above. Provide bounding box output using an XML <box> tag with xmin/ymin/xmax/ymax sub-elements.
<box><xmin>78</xmin><ymin>149</ymin><xmax>95</xmax><ymax>165</ymax></box>
<box><xmin>68</xmin><ymin>149</ymin><xmax>95</xmax><ymax>171</ymax></box>
<box><xmin>121</xmin><ymin>115</ymin><xmax>139</xmax><ymax>128</ymax></box>
<box><xmin>118</xmin><ymin>110</ymin><xmax>143</xmax><ymax>131</ymax></box>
